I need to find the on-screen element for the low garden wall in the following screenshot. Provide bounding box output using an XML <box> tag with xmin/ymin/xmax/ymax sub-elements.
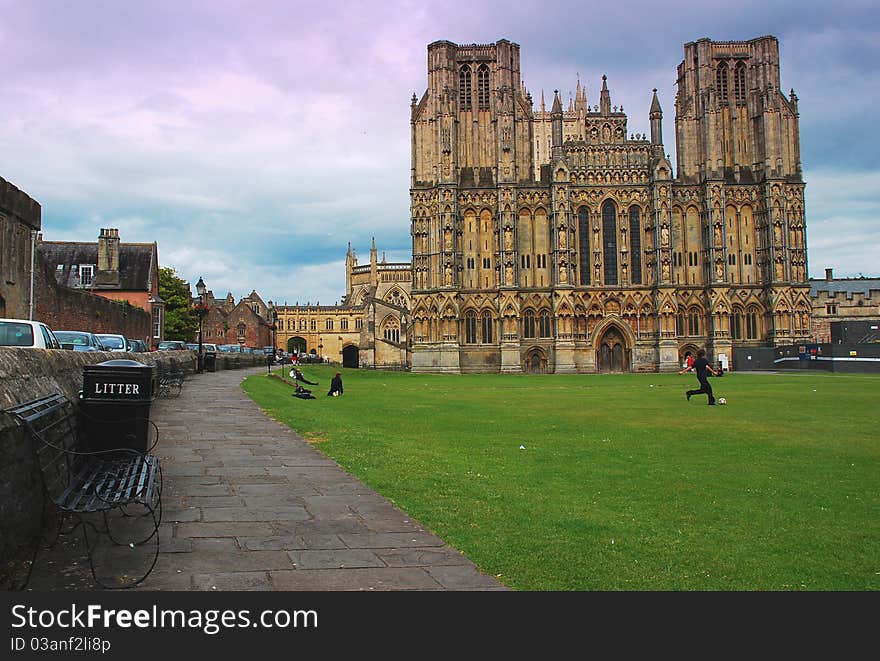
<box><xmin>0</xmin><ymin>347</ymin><xmax>267</xmax><ymax>585</ymax></box>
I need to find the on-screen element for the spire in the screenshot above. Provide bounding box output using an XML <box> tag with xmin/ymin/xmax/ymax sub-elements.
<box><xmin>575</xmin><ymin>75</ymin><xmax>587</xmax><ymax>113</ymax></box>
<box><xmin>541</xmin><ymin>89</ymin><xmax>546</xmax><ymax>113</ymax></box>
<box><xmin>551</xmin><ymin>89</ymin><xmax>563</xmax><ymax>115</ymax></box>
<box><xmin>600</xmin><ymin>75</ymin><xmax>611</xmax><ymax>115</ymax></box>
<box><xmin>551</xmin><ymin>90</ymin><xmax>564</xmax><ymax>154</ymax></box>
<box><xmin>650</xmin><ymin>88</ymin><xmax>663</xmax><ymax>147</ymax></box>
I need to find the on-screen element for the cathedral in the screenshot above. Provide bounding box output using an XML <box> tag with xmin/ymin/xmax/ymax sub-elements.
<box><xmin>407</xmin><ymin>36</ymin><xmax>811</xmax><ymax>373</ymax></box>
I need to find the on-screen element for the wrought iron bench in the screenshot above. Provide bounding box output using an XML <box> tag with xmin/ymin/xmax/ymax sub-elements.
<box><xmin>5</xmin><ymin>393</ymin><xmax>162</xmax><ymax>589</ymax></box>
<box><xmin>155</xmin><ymin>361</ymin><xmax>185</xmax><ymax>398</ymax></box>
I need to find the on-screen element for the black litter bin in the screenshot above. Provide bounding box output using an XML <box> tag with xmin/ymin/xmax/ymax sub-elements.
<box><xmin>204</xmin><ymin>351</ymin><xmax>217</xmax><ymax>372</ymax></box>
<box><xmin>80</xmin><ymin>359</ymin><xmax>157</xmax><ymax>453</ymax></box>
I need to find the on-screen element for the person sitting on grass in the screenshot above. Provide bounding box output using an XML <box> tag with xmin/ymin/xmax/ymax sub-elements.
<box><xmin>327</xmin><ymin>372</ymin><xmax>343</xmax><ymax>397</ymax></box>
<box><xmin>292</xmin><ymin>368</ymin><xmax>318</xmax><ymax>385</ymax></box>
<box><xmin>293</xmin><ymin>384</ymin><xmax>316</xmax><ymax>400</ymax></box>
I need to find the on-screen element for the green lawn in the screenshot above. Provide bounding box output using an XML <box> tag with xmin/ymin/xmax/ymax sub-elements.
<box><xmin>242</xmin><ymin>366</ymin><xmax>879</xmax><ymax>591</ymax></box>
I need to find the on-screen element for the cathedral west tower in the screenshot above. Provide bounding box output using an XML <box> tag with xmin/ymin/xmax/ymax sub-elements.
<box><xmin>408</xmin><ymin>36</ymin><xmax>811</xmax><ymax>374</ymax></box>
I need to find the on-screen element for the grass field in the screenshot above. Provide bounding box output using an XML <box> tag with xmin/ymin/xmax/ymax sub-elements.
<box><xmin>242</xmin><ymin>366</ymin><xmax>879</xmax><ymax>591</ymax></box>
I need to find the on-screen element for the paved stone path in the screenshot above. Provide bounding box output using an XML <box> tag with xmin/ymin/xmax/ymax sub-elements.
<box><xmin>25</xmin><ymin>367</ymin><xmax>505</xmax><ymax>591</ymax></box>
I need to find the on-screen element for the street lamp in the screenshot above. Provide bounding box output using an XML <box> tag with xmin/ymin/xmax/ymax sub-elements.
<box><xmin>195</xmin><ymin>276</ymin><xmax>208</xmax><ymax>373</ymax></box>
<box><xmin>268</xmin><ymin>305</ymin><xmax>278</xmax><ymax>374</ymax></box>
<box><xmin>318</xmin><ymin>335</ymin><xmax>323</xmax><ymax>363</ymax></box>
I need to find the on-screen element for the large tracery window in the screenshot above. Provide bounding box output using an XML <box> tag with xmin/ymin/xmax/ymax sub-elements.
<box><xmin>602</xmin><ymin>200</ymin><xmax>618</xmax><ymax>285</ymax></box>
<box><xmin>384</xmin><ymin>318</ymin><xmax>400</xmax><ymax>344</ymax></box>
<box><xmin>578</xmin><ymin>206</ymin><xmax>590</xmax><ymax>285</ymax></box>
<box><xmin>539</xmin><ymin>310</ymin><xmax>552</xmax><ymax>338</ymax></box>
<box><xmin>629</xmin><ymin>206</ymin><xmax>642</xmax><ymax>285</ymax></box>
<box><xmin>523</xmin><ymin>309</ymin><xmax>536</xmax><ymax>339</ymax></box>
<box><xmin>716</xmin><ymin>61</ymin><xmax>729</xmax><ymax>103</ymax></box>
<box><xmin>481</xmin><ymin>310</ymin><xmax>493</xmax><ymax>344</ymax></box>
<box><xmin>459</xmin><ymin>65</ymin><xmax>472</xmax><ymax>111</ymax></box>
<box><xmin>734</xmin><ymin>61</ymin><xmax>747</xmax><ymax>104</ymax></box>
<box><xmin>477</xmin><ymin>64</ymin><xmax>490</xmax><ymax>110</ymax></box>
<box><xmin>465</xmin><ymin>310</ymin><xmax>477</xmax><ymax>344</ymax></box>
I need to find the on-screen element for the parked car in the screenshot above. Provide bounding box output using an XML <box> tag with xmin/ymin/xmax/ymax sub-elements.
<box><xmin>157</xmin><ymin>340</ymin><xmax>187</xmax><ymax>351</ymax></box>
<box><xmin>0</xmin><ymin>318</ymin><xmax>61</xmax><ymax>349</ymax></box>
<box><xmin>55</xmin><ymin>330</ymin><xmax>107</xmax><ymax>352</ymax></box>
<box><xmin>185</xmin><ymin>343</ymin><xmax>199</xmax><ymax>351</ymax></box>
<box><xmin>128</xmin><ymin>338</ymin><xmax>149</xmax><ymax>352</ymax></box>
<box><xmin>96</xmin><ymin>333</ymin><xmax>131</xmax><ymax>351</ymax></box>
<box><xmin>202</xmin><ymin>343</ymin><xmax>219</xmax><ymax>354</ymax></box>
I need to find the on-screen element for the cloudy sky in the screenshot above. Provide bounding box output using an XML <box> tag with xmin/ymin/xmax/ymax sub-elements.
<box><xmin>1</xmin><ymin>0</ymin><xmax>877</xmax><ymax>305</ymax></box>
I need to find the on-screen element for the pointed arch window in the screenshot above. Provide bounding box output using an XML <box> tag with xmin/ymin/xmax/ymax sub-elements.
<box><xmin>716</xmin><ymin>61</ymin><xmax>729</xmax><ymax>103</ymax></box>
<box><xmin>481</xmin><ymin>310</ymin><xmax>493</xmax><ymax>344</ymax></box>
<box><xmin>459</xmin><ymin>65</ymin><xmax>472</xmax><ymax>111</ymax></box>
<box><xmin>687</xmin><ymin>307</ymin><xmax>701</xmax><ymax>336</ymax></box>
<box><xmin>464</xmin><ymin>310</ymin><xmax>477</xmax><ymax>344</ymax></box>
<box><xmin>746</xmin><ymin>306</ymin><xmax>759</xmax><ymax>340</ymax></box>
<box><xmin>477</xmin><ymin>64</ymin><xmax>490</xmax><ymax>110</ymax></box>
<box><xmin>731</xmin><ymin>307</ymin><xmax>743</xmax><ymax>339</ymax></box>
<box><xmin>384</xmin><ymin>318</ymin><xmax>400</xmax><ymax>344</ymax></box>
<box><xmin>578</xmin><ymin>206</ymin><xmax>590</xmax><ymax>285</ymax></box>
<box><xmin>539</xmin><ymin>310</ymin><xmax>552</xmax><ymax>338</ymax></box>
<box><xmin>629</xmin><ymin>206</ymin><xmax>642</xmax><ymax>285</ymax></box>
<box><xmin>602</xmin><ymin>200</ymin><xmax>618</xmax><ymax>285</ymax></box>
<box><xmin>523</xmin><ymin>309</ymin><xmax>536</xmax><ymax>338</ymax></box>
<box><xmin>734</xmin><ymin>62</ymin><xmax>747</xmax><ymax>105</ymax></box>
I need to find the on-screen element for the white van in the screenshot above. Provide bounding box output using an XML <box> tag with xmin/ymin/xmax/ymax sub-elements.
<box><xmin>0</xmin><ymin>318</ymin><xmax>62</xmax><ymax>349</ymax></box>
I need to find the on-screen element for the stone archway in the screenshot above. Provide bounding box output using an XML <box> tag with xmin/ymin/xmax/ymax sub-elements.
<box><xmin>524</xmin><ymin>347</ymin><xmax>546</xmax><ymax>374</ymax></box>
<box><xmin>596</xmin><ymin>325</ymin><xmax>631</xmax><ymax>373</ymax></box>
<box><xmin>287</xmin><ymin>336</ymin><xmax>306</xmax><ymax>354</ymax></box>
<box><xmin>342</xmin><ymin>345</ymin><xmax>359</xmax><ymax>368</ymax></box>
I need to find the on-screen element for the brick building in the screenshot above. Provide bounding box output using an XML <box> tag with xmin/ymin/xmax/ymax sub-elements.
<box><xmin>39</xmin><ymin>228</ymin><xmax>164</xmax><ymax>347</ymax></box>
<box><xmin>195</xmin><ymin>282</ymin><xmax>272</xmax><ymax>349</ymax></box>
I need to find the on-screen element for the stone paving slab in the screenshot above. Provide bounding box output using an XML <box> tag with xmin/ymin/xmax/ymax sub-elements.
<box><xmin>21</xmin><ymin>366</ymin><xmax>507</xmax><ymax>591</ymax></box>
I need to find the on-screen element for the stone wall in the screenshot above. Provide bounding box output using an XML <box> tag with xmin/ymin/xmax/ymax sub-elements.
<box><xmin>0</xmin><ymin>175</ymin><xmax>41</xmax><ymax>320</ymax></box>
<box><xmin>0</xmin><ymin>347</ymin><xmax>266</xmax><ymax>584</ymax></box>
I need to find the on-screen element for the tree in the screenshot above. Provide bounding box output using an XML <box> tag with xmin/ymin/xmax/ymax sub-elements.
<box><xmin>158</xmin><ymin>267</ymin><xmax>198</xmax><ymax>342</ymax></box>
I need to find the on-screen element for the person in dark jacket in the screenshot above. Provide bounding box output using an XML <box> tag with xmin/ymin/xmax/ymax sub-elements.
<box><xmin>679</xmin><ymin>349</ymin><xmax>717</xmax><ymax>405</ymax></box>
<box><xmin>327</xmin><ymin>372</ymin><xmax>343</xmax><ymax>397</ymax></box>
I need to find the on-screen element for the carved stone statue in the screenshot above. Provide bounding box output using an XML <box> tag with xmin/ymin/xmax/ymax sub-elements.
<box><xmin>504</xmin><ymin>226</ymin><xmax>513</xmax><ymax>250</ymax></box>
<box><xmin>661</xmin><ymin>259</ymin><xmax>670</xmax><ymax>281</ymax></box>
<box><xmin>444</xmin><ymin>263</ymin><xmax>453</xmax><ymax>286</ymax></box>
<box><xmin>661</xmin><ymin>224</ymin><xmax>669</xmax><ymax>246</ymax></box>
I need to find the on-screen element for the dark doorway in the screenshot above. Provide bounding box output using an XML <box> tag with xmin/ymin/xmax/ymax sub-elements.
<box><xmin>528</xmin><ymin>350</ymin><xmax>544</xmax><ymax>374</ymax></box>
<box><xmin>597</xmin><ymin>326</ymin><xmax>630</xmax><ymax>373</ymax></box>
<box><xmin>342</xmin><ymin>345</ymin><xmax>359</xmax><ymax>368</ymax></box>
<box><xmin>287</xmin><ymin>336</ymin><xmax>306</xmax><ymax>354</ymax></box>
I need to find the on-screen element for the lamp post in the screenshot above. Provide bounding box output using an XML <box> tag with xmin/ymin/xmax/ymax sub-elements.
<box><xmin>318</xmin><ymin>335</ymin><xmax>323</xmax><ymax>363</ymax></box>
<box><xmin>195</xmin><ymin>276</ymin><xmax>208</xmax><ymax>373</ymax></box>
<box><xmin>268</xmin><ymin>306</ymin><xmax>277</xmax><ymax>374</ymax></box>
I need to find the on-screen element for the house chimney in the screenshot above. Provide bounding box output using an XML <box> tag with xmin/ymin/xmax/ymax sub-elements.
<box><xmin>825</xmin><ymin>267</ymin><xmax>833</xmax><ymax>281</ymax></box>
<box><xmin>96</xmin><ymin>228</ymin><xmax>120</xmax><ymax>287</ymax></box>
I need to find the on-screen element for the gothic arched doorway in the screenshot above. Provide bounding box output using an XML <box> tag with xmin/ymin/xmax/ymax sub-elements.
<box><xmin>525</xmin><ymin>348</ymin><xmax>546</xmax><ymax>374</ymax></box>
<box><xmin>596</xmin><ymin>325</ymin><xmax>630</xmax><ymax>373</ymax></box>
<box><xmin>342</xmin><ymin>345</ymin><xmax>359</xmax><ymax>368</ymax></box>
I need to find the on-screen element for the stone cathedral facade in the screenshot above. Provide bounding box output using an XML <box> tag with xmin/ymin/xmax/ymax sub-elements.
<box><xmin>408</xmin><ymin>36</ymin><xmax>811</xmax><ymax>373</ymax></box>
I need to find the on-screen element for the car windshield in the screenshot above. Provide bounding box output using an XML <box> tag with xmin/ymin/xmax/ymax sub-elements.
<box><xmin>98</xmin><ymin>336</ymin><xmax>126</xmax><ymax>349</ymax></box>
<box><xmin>55</xmin><ymin>332</ymin><xmax>89</xmax><ymax>346</ymax></box>
<box><xmin>0</xmin><ymin>321</ymin><xmax>35</xmax><ymax>346</ymax></box>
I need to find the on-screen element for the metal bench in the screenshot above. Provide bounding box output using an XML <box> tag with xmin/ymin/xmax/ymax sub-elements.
<box><xmin>155</xmin><ymin>362</ymin><xmax>185</xmax><ymax>398</ymax></box>
<box><xmin>5</xmin><ymin>393</ymin><xmax>162</xmax><ymax>589</ymax></box>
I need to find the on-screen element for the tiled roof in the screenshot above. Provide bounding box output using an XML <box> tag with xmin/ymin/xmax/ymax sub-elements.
<box><xmin>39</xmin><ymin>241</ymin><xmax>156</xmax><ymax>291</ymax></box>
<box><xmin>810</xmin><ymin>278</ymin><xmax>880</xmax><ymax>298</ymax></box>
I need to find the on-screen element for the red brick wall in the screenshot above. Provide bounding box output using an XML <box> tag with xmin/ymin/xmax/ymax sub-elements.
<box><xmin>34</xmin><ymin>255</ymin><xmax>151</xmax><ymax>344</ymax></box>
